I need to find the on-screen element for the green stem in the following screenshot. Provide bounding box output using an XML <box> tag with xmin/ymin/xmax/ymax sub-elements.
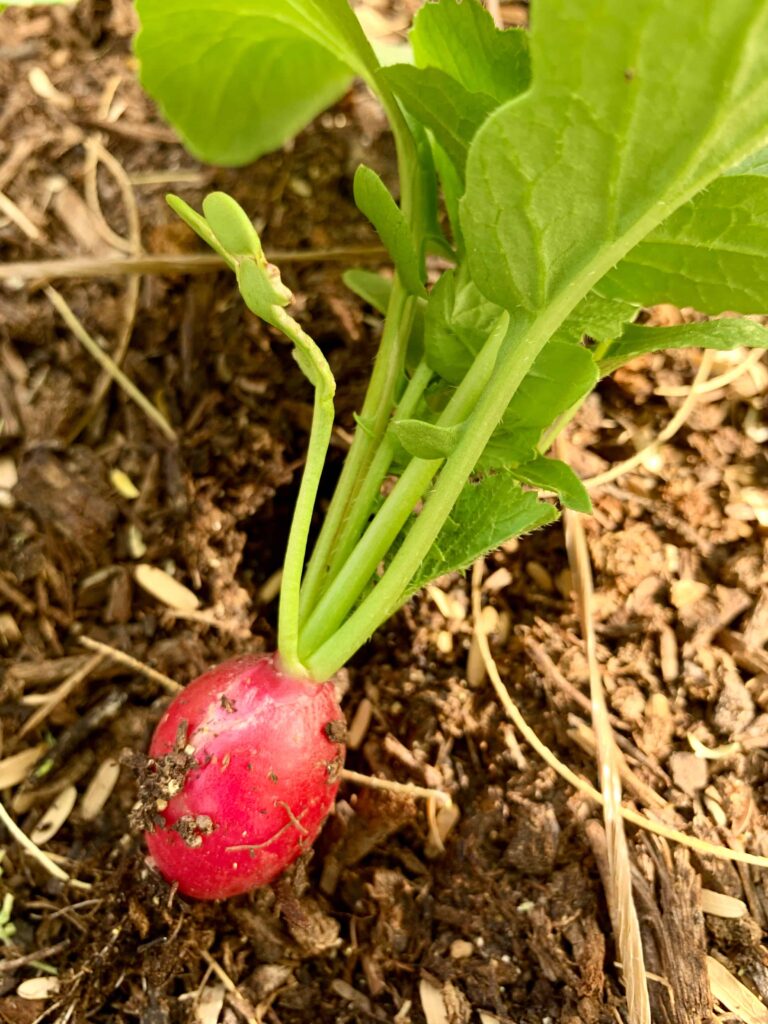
<box><xmin>298</xmin><ymin>283</ymin><xmax>415</xmax><ymax>618</ymax></box>
<box><xmin>299</xmin><ymin>314</ymin><xmax>509</xmax><ymax>663</ymax></box>
<box><xmin>305</xmin><ymin>313</ymin><xmax>550</xmax><ymax>681</ymax></box>
<box><xmin>273</xmin><ymin>310</ymin><xmax>335</xmax><ymax>677</ymax></box>
<box><xmin>299</xmin><ymin>81</ymin><xmax>429</xmax><ymax>622</ymax></box>
<box><xmin>320</xmin><ymin>359</ymin><xmax>433</xmax><ymax>593</ymax></box>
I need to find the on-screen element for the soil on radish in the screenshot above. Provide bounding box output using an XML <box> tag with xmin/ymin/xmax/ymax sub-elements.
<box><xmin>1</xmin><ymin>3</ymin><xmax>768</xmax><ymax>1023</ymax></box>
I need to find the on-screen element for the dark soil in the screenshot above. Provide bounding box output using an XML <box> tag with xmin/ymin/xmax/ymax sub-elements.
<box><xmin>1</xmin><ymin>4</ymin><xmax>768</xmax><ymax>1024</ymax></box>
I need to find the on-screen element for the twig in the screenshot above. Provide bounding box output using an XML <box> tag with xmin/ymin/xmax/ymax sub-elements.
<box><xmin>0</xmin><ymin>246</ymin><xmax>389</xmax><ymax>282</ymax></box>
<box><xmin>0</xmin><ymin>189</ymin><xmax>40</xmax><ymax>240</ymax></box>
<box><xmin>469</xmin><ymin>560</ymin><xmax>768</xmax><ymax>870</ymax></box>
<box><xmin>68</xmin><ymin>139</ymin><xmax>142</xmax><ymax>441</ymax></box>
<box><xmin>340</xmin><ymin>768</ymin><xmax>451</xmax><ymax>806</ymax></box>
<box><xmin>198</xmin><ymin>949</ymin><xmax>258</xmax><ymax>1024</ymax></box>
<box><xmin>585</xmin><ymin>349</ymin><xmax>714</xmax><ymax>489</ymax></box>
<box><xmin>0</xmin><ymin>799</ymin><xmax>72</xmax><ymax>883</ymax></box>
<box><xmin>83</xmin><ymin>137</ymin><xmax>136</xmax><ymax>255</ymax></box>
<box><xmin>79</xmin><ymin>635</ymin><xmax>182</xmax><ymax>693</ymax></box>
<box><xmin>655</xmin><ymin>347</ymin><xmax>764</xmax><ymax>396</ymax></box>
<box><xmin>563</xmin><ymin>510</ymin><xmax>650</xmax><ymax>1024</ymax></box>
<box><xmin>19</xmin><ymin>653</ymin><xmax>106</xmax><ymax>739</ymax></box>
<box><xmin>45</xmin><ymin>285</ymin><xmax>177</xmax><ymax>442</ymax></box>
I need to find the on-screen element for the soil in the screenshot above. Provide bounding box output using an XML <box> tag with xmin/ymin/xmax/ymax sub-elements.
<box><xmin>1</xmin><ymin>3</ymin><xmax>768</xmax><ymax>1024</ymax></box>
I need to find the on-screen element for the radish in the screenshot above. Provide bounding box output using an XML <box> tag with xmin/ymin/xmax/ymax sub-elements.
<box><xmin>144</xmin><ymin>655</ymin><xmax>345</xmax><ymax>900</ymax></box>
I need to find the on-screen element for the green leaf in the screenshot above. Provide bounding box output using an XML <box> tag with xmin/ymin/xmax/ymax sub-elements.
<box><xmin>166</xmin><ymin>194</ymin><xmax>232</xmax><ymax>266</ymax></box>
<box><xmin>202</xmin><ymin>192</ymin><xmax>263</xmax><ymax>258</ymax></box>
<box><xmin>728</xmin><ymin>145</ymin><xmax>768</xmax><ymax>176</ymax></box>
<box><xmin>380</xmin><ymin>64</ymin><xmax>496</xmax><ymax>173</ymax></box>
<box><xmin>134</xmin><ymin>0</ymin><xmax>379</xmax><ymax>166</ymax></box>
<box><xmin>461</xmin><ymin>1</ymin><xmax>768</xmax><ymax>317</ymax></box>
<box><xmin>406</xmin><ymin>472</ymin><xmax>557</xmax><ymax>596</ymax></box>
<box><xmin>475</xmin><ymin>427</ymin><xmax>541</xmax><ymax>473</ymax></box>
<box><xmin>501</xmin><ymin>341</ymin><xmax>598</xmax><ymax>431</ymax></box>
<box><xmin>353</xmin><ymin>165</ymin><xmax>426</xmax><ymax>297</ymax></box>
<box><xmin>425</xmin><ymin>267</ymin><xmax>504</xmax><ymax>384</ymax></box>
<box><xmin>599</xmin><ymin>318</ymin><xmax>768</xmax><ymax>375</ymax></box>
<box><xmin>343</xmin><ymin>269</ymin><xmax>392</xmax><ymax>314</ymax></box>
<box><xmin>411</xmin><ymin>0</ymin><xmax>530</xmax><ymax>104</ymax></box>
<box><xmin>390</xmin><ymin>419</ymin><xmax>463</xmax><ymax>460</ymax></box>
<box><xmin>509</xmin><ymin>456</ymin><xmax>591</xmax><ymax>514</ymax></box>
<box><xmin>475</xmin><ymin>341</ymin><xmax>597</xmax><ymax>473</ymax></box>
<box><xmin>601</xmin><ymin>167</ymin><xmax>768</xmax><ymax>313</ymax></box>
<box><xmin>433</xmin><ymin>141</ymin><xmax>464</xmax><ymax>249</ymax></box>
<box><xmin>560</xmin><ymin>291</ymin><xmax>640</xmax><ymax>344</ymax></box>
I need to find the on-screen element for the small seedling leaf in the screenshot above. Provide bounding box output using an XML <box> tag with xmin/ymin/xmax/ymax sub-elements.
<box><xmin>391</xmin><ymin>419</ymin><xmax>463</xmax><ymax>460</ymax></box>
<box><xmin>561</xmin><ymin>291</ymin><xmax>641</xmax><ymax>344</ymax></box>
<box><xmin>599</xmin><ymin>318</ymin><xmax>768</xmax><ymax>375</ymax></box>
<box><xmin>406</xmin><ymin>472</ymin><xmax>558</xmax><ymax>597</ymax></box>
<box><xmin>343</xmin><ymin>269</ymin><xmax>392</xmax><ymax>314</ymax></box>
<box><xmin>425</xmin><ymin>267</ymin><xmax>503</xmax><ymax>384</ymax></box>
<box><xmin>166</xmin><ymin>194</ymin><xmax>232</xmax><ymax>265</ymax></box>
<box><xmin>410</xmin><ymin>0</ymin><xmax>530</xmax><ymax>104</ymax></box>
<box><xmin>237</xmin><ymin>258</ymin><xmax>293</xmax><ymax>326</ymax></box>
<box><xmin>202</xmin><ymin>192</ymin><xmax>263</xmax><ymax>258</ymax></box>
<box><xmin>509</xmin><ymin>456</ymin><xmax>592</xmax><ymax>514</ymax></box>
<box><xmin>380</xmin><ymin>64</ymin><xmax>495</xmax><ymax>173</ymax></box>
<box><xmin>500</xmin><ymin>340</ymin><xmax>598</xmax><ymax>431</ymax></box>
<box><xmin>353</xmin><ymin>165</ymin><xmax>426</xmax><ymax>297</ymax></box>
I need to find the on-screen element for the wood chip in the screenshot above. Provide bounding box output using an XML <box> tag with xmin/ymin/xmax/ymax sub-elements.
<box><xmin>419</xmin><ymin>979</ymin><xmax>449</xmax><ymax>1024</ymax></box>
<box><xmin>194</xmin><ymin>984</ymin><xmax>226</xmax><ymax>1024</ymax></box>
<box><xmin>330</xmin><ymin>980</ymin><xmax>372</xmax><ymax>1015</ymax></box>
<box><xmin>0</xmin><ymin>744</ymin><xmax>48</xmax><ymax>789</ymax></box>
<box><xmin>30</xmin><ymin>784</ymin><xmax>78</xmax><ymax>845</ymax></box>
<box><xmin>17</xmin><ymin>977</ymin><xmax>60</xmax><ymax>1001</ymax></box>
<box><xmin>707</xmin><ymin>955</ymin><xmax>768</xmax><ymax>1024</ymax></box>
<box><xmin>80</xmin><ymin>758</ymin><xmax>120</xmax><ymax>821</ymax></box>
<box><xmin>109</xmin><ymin>468</ymin><xmax>139</xmax><ymax>499</ymax></box>
<box><xmin>427</xmin><ymin>585</ymin><xmax>454</xmax><ymax>620</ymax></box>
<box><xmin>670</xmin><ymin>579</ymin><xmax>709</xmax><ymax>609</ymax></box>
<box><xmin>701</xmin><ymin>890</ymin><xmax>748</xmax><ymax>919</ymax></box>
<box><xmin>28</xmin><ymin>66</ymin><xmax>73</xmax><ymax>109</ymax></box>
<box><xmin>133</xmin><ymin>564</ymin><xmax>200</xmax><ymax>611</ymax></box>
<box><xmin>0</xmin><ymin>456</ymin><xmax>18</xmax><ymax>491</ymax></box>
<box><xmin>483</xmin><ymin>567</ymin><xmax>512</xmax><ymax>592</ymax></box>
<box><xmin>450</xmin><ymin>940</ymin><xmax>474</xmax><ymax>959</ymax></box>
<box><xmin>346</xmin><ymin>698</ymin><xmax>373</xmax><ymax>751</ymax></box>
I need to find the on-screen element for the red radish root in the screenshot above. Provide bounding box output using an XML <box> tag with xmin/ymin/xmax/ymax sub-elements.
<box><xmin>144</xmin><ymin>655</ymin><xmax>344</xmax><ymax>900</ymax></box>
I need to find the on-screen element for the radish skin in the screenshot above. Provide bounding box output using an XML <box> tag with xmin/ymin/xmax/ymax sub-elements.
<box><xmin>144</xmin><ymin>655</ymin><xmax>344</xmax><ymax>900</ymax></box>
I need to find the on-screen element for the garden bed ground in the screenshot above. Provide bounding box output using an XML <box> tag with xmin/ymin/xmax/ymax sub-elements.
<box><xmin>1</xmin><ymin>3</ymin><xmax>768</xmax><ymax>1023</ymax></box>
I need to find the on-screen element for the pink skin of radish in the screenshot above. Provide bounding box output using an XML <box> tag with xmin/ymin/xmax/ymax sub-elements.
<box><xmin>144</xmin><ymin>655</ymin><xmax>345</xmax><ymax>900</ymax></box>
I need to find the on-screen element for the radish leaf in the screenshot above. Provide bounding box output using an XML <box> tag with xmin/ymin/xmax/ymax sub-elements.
<box><xmin>380</xmin><ymin>65</ymin><xmax>495</xmax><ymax>174</ymax></box>
<box><xmin>390</xmin><ymin>419</ymin><xmax>463</xmax><ymax>460</ymax></box>
<box><xmin>462</xmin><ymin>1</ymin><xmax>768</xmax><ymax>316</ymax></box>
<box><xmin>600</xmin><ymin>319</ymin><xmax>768</xmax><ymax>376</ymax></box>
<box><xmin>353</xmin><ymin>165</ymin><xmax>426</xmax><ymax>297</ymax></box>
<box><xmin>602</xmin><ymin>168</ymin><xmax>768</xmax><ymax>313</ymax></box>
<box><xmin>410</xmin><ymin>0</ymin><xmax>529</xmax><ymax>103</ymax></box>
<box><xmin>508</xmin><ymin>456</ymin><xmax>591</xmax><ymax>515</ymax></box>
<box><xmin>135</xmin><ymin>0</ymin><xmax>378</xmax><ymax>166</ymax></box>
<box><xmin>406</xmin><ymin>473</ymin><xmax>556</xmax><ymax>596</ymax></box>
